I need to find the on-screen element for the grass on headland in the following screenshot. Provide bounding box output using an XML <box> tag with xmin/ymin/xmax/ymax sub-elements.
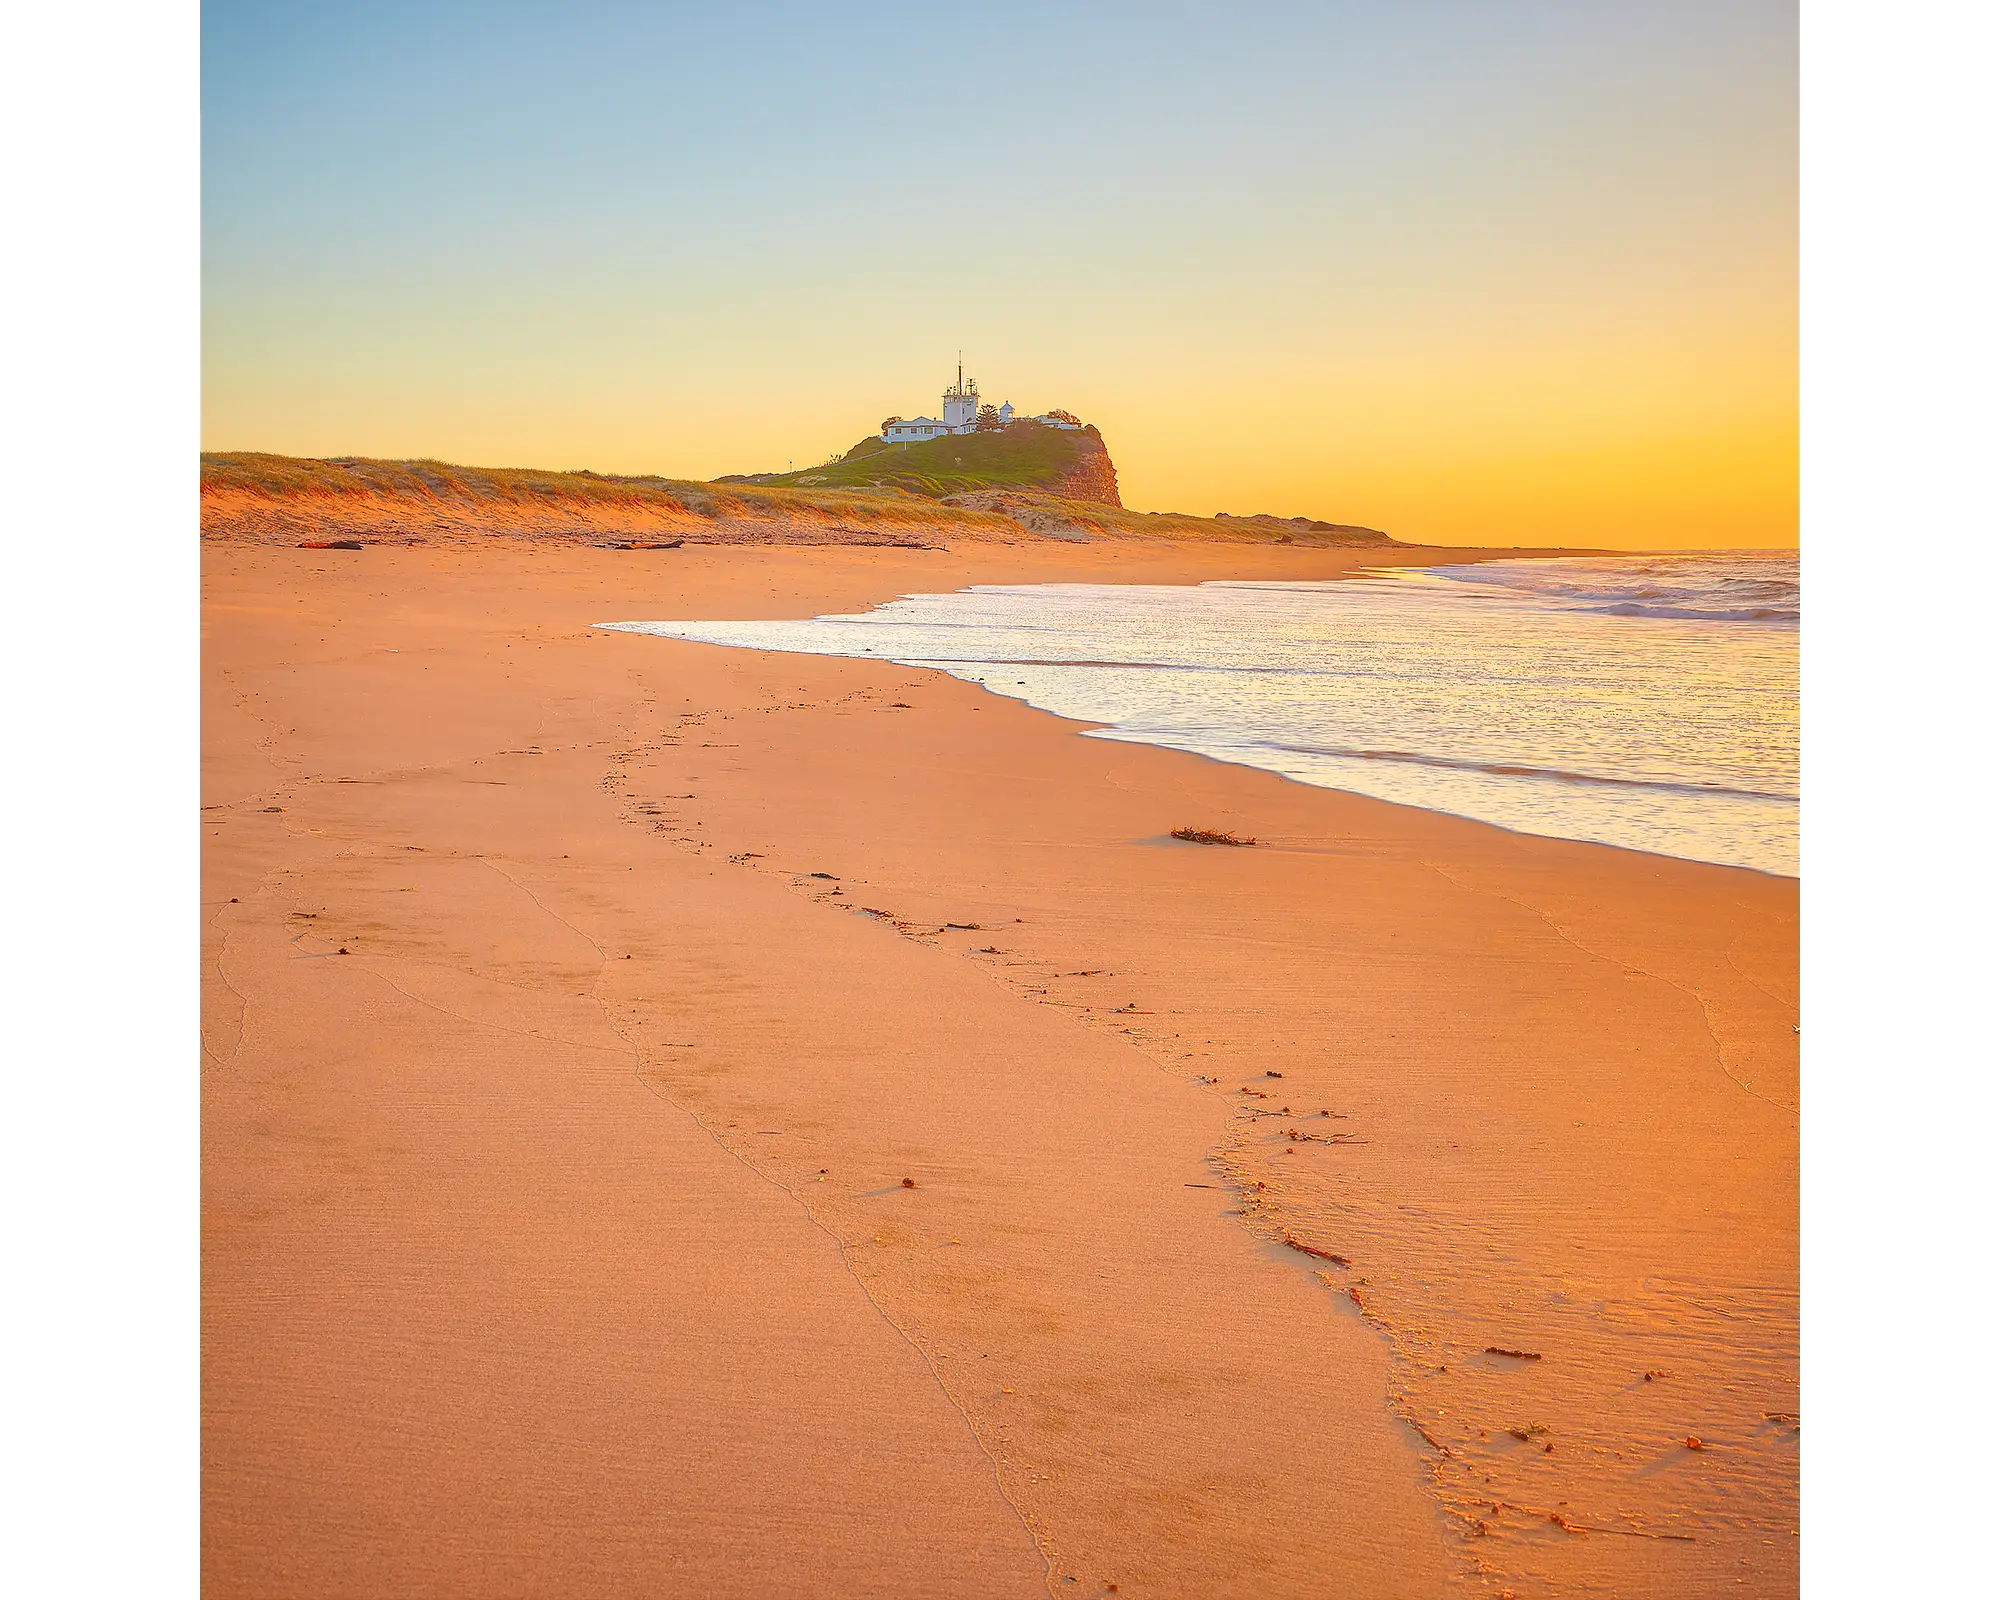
<box><xmin>728</xmin><ymin>421</ymin><xmax>1108</xmax><ymax>501</ymax></box>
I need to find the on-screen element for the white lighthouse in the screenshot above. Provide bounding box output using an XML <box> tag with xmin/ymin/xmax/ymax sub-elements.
<box><xmin>940</xmin><ymin>358</ymin><xmax>979</xmax><ymax>430</ymax></box>
<box><xmin>880</xmin><ymin>358</ymin><xmax>1026</xmax><ymax>442</ymax></box>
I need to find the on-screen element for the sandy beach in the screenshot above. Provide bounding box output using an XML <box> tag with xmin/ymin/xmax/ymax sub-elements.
<box><xmin>202</xmin><ymin>537</ymin><xmax>1797</xmax><ymax>1597</ymax></box>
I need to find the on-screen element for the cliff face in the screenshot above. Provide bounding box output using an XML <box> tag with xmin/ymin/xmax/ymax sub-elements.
<box><xmin>1051</xmin><ymin>429</ymin><xmax>1121</xmax><ymax>508</ymax></box>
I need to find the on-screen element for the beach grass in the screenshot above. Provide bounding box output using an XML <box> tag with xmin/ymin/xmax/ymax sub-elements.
<box><xmin>201</xmin><ymin>452</ymin><xmax>1017</xmax><ymax>534</ymax></box>
<box><xmin>202</xmin><ymin>452</ymin><xmax>1396</xmax><ymax>548</ymax></box>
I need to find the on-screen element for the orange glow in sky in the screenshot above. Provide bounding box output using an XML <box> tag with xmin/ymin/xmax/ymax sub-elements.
<box><xmin>203</xmin><ymin>3</ymin><xmax>1796</xmax><ymax>549</ymax></box>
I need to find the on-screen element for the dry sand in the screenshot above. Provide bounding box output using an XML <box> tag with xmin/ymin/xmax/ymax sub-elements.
<box><xmin>203</xmin><ymin>537</ymin><xmax>1797</xmax><ymax>1597</ymax></box>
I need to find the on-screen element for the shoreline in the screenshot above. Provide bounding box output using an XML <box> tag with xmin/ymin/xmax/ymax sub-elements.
<box><xmin>204</xmin><ymin>537</ymin><xmax>1798</xmax><ymax>1597</ymax></box>
<box><xmin>633</xmin><ymin>638</ymin><xmax>1802</xmax><ymax>884</ymax></box>
<box><xmin>605</xmin><ymin>553</ymin><xmax>1798</xmax><ymax>881</ymax></box>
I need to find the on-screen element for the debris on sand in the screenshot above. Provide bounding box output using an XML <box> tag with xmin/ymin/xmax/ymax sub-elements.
<box><xmin>1170</xmin><ymin>826</ymin><xmax>1257</xmax><ymax>846</ymax></box>
<box><xmin>1282</xmin><ymin>1233</ymin><xmax>1351</xmax><ymax>1267</ymax></box>
<box><xmin>1485</xmin><ymin>1347</ymin><xmax>1544</xmax><ymax>1362</ymax></box>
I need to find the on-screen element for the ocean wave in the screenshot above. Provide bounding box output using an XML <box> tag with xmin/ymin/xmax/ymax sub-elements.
<box><xmin>911</xmin><ymin>657</ymin><xmax>1323</xmax><ymax>675</ymax></box>
<box><xmin>1423</xmin><ymin>554</ymin><xmax>1799</xmax><ymax>623</ymax></box>
<box><xmin>1247</xmin><ymin>741</ymin><xmax>1798</xmax><ymax>803</ymax></box>
<box><xmin>1581</xmin><ymin>603</ymin><xmax>1799</xmax><ymax>623</ymax></box>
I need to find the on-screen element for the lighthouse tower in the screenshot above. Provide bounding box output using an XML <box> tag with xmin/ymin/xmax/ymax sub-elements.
<box><xmin>941</xmin><ymin>355</ymin><xmax>979</xmax><ymax>432</ymax></box>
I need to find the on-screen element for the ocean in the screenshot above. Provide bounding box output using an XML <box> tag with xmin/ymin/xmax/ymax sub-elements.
<box><xmin>605</xmin><ymin>552</ymin><xmax>1799</xmax><ymax>876</ymax></box>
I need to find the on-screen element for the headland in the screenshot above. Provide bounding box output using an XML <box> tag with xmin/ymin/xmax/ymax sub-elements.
<box><xmin>201</xmin><ymin>418</ymin><xmax>1395</xmax><ymax>551</ymax></box>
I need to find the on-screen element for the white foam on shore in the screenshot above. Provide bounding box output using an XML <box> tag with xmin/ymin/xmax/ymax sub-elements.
<box><xmin>605</xmin><ymin>553</ymin><xmax>1800</xmax><ymax>876</ymax></box>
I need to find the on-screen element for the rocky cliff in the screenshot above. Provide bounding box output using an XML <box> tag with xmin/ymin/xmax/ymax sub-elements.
<box><xmin>1050</xmin><ymin>428</ymin><xmax>1121</xmax><ymax>507</ymax></box>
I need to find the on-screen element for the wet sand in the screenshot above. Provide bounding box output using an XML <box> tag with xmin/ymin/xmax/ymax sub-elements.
<box><xmin>203</xmin><ymin>537</ymin><xmax>1797</xmax><ymax>1597</ymax></box>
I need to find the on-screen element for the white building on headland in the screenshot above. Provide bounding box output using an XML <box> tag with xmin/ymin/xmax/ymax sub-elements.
<box><xmin>881</xmin><ymin>359</ymin><xmax>1082</xmax><ymax>441</ymax></box>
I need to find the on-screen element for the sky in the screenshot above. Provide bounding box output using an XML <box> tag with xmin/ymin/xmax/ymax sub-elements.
<box><xmin>202</xmin><ymin>1</ymin><xmax>1797</xmax><ymax>548</ymax></box>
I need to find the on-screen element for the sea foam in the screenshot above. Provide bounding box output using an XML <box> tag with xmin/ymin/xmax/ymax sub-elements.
<box><xmin>604</xmin><ymin>552</ymin><xmax>1799</xmax><ymax>876</ymax></box>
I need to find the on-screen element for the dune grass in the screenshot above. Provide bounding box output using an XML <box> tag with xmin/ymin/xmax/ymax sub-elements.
<box><xmin>202</xmin><ymin>451</ymin><xmax>1396</xmax><ymax>548</ymax></box>
<box><xmin>201</xmin><ymin>453</ymin><xmax>1016</xmax><ymax>533</ymax></box>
